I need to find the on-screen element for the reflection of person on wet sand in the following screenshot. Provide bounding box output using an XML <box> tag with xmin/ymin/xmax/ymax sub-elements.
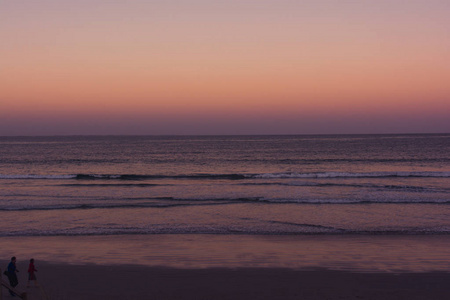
<box><xmin>7</xmin><ymin>256</ymin><xmax>19</xmax><ymax>296</ymax></box>
<box><xmin>27</xmin><ymin>258</ymin><xmax>39</xmax><ymax>287</ymax></box>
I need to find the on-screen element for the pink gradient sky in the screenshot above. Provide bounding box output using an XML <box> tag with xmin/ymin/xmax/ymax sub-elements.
<box><xmin>1</xmin><ymin>0</ymin><xmax>449</xmax><ymax>135</ymax></box>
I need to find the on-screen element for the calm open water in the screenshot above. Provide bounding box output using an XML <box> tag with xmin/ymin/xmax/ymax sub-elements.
<box><xmin>0</xmin><ymin>134</ymin><xmax>449</xmax><ymax>236</ymax></box>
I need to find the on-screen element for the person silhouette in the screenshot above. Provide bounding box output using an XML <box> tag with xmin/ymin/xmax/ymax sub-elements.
<box><xmin>27</xmin><ymin>258</ymin><xmax>39</xmax><ymax>287</ymax></box>
<box><xmin>7</xmin><ymin>256</ymin><xmax>19</xmax><ymax>296</ymax></box>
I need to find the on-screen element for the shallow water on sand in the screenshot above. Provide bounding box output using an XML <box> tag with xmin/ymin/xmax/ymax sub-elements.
<box><xmin>1</xmin><ymin>235</ymin><xmax>449</xmax><ymax>273</ymax></box>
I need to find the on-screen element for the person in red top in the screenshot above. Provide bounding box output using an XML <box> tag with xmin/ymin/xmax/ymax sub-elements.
<box><xmin>27</xmin><ymin>258</ymin><xmax>38</xmax><ymax>287</ymax></box>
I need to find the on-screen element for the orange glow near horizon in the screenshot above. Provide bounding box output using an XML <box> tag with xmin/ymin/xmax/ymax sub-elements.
<box><xmin>1</xmin><ymin>1</ymin><xmax>450</xmax><ymax>135</ymax></box>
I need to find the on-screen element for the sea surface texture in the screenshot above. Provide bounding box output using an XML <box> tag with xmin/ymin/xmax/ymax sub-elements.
<box><xmin>1</xmin><ymin>134</ymin><xmax>449</xmax><ymax>236</ymax></box>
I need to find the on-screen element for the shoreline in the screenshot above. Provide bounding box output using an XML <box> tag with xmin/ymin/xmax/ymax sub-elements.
<box><xmin>1</xmin><ymin>234</ymin><xmax>450</xmax><ymax>272</ymax></box>
<box><xmin>4</xmin><ymin>262</ymin><xmax>450</xmax><ymax>300</ymax></box>
<box><xmin>2</xmin><ymin>234</ymin><xmax>450</xmax><ymax>299</ymax></box>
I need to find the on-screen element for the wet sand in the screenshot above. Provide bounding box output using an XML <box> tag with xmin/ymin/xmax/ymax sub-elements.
<box><xmin>2</xmin><ymin>235</ymin><xmax>450</xmax><ymax>272</ymax></box>
<box><xmin>2</xmin><ymin>235</ymin><xmax>450</xmax><ymax>299</ymax></box>
<box><xmin>6</xmin><ymin>262</ymin><xmax>450</xmax><ymax>300</ymax></box>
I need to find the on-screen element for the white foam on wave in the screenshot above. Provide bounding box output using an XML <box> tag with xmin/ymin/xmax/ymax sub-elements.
<box><xmin>253</xmin><ymin>171</ymin><xmax>450</xmax><ymax>179</ymax></box>
<box><xmin>86</xmin><ymin>174</ymin><xmax>121</xmax><ymax>179</ymax></box>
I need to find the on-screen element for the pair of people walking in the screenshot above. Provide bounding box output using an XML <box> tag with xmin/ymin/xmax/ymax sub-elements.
<box><xmin>4</xmin><ymin>257</ymin><xmax>38</xmax><ymax>296</ymax></box>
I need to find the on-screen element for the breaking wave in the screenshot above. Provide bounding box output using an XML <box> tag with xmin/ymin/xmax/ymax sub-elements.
<box><xmin>252</xmin><ymin>171</ymin><xmax>450</xmax><ymax>179</ymax></box>
<box><xmin>2</xmin><ymin>225</ymin><xmax>449</xmax><ymax>237</ymax></box>
<box><xmin>1</xmin><ymin>171</ymin><xmax>449</xmax><ymax>180</ymax></box>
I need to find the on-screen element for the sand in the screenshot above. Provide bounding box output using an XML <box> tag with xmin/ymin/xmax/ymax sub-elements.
<box><xmin>2</xmin><ymin>235</ymin><xmax>450</xmax><ymax>299</ymax></box>
<box><xmin>3</xmin><ymin>262</ymin><xmax>449</xmax><ymax>300</ymax></box>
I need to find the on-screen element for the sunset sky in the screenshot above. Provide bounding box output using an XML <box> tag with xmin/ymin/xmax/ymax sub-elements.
<box><xmin>1</xmin><ymin>0</ymin><xmax>449</xmax><ymax>135</ymax></box>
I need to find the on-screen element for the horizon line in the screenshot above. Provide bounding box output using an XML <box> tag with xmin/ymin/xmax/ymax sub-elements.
<box><xmin>1</xmin><ymin>132</ymin><xmax>449</xmax><ymax>138</ymax></box>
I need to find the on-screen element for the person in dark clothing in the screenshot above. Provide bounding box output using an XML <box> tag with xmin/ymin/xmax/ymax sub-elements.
<box><xmin>7</xmin><ymin>256</ymin><xmax>19</xmax><ymax>296</ymax></box>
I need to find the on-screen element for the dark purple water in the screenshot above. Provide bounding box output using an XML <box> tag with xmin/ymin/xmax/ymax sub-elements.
<box><xmin>1</xmin><ymin>134</ymin><xmax>449</xmax><ymax>236</ymax></box>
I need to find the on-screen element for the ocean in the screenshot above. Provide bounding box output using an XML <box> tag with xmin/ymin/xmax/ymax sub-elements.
<box><xmin>1</xmin><ymin>134</ymin><xmax>449</xmax><ymax>272</ymax></box>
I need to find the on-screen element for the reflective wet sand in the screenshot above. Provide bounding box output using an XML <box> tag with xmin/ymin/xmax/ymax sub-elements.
<box><xmin>1</xmin><ymin>234</ymin><xmax>449</xmax><ymax>272</ymax></box>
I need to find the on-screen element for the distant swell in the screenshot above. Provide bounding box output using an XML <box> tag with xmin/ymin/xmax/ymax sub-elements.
<box><xmin>59</xmin><ymin>183</ymin><xmax>165</xmax><ymax>187</ymax></box>
<box><xmin>0</xmin><ymin>202</ymin><xmax>227</xmax><ymax>211</ymax></box>
<box><xmin>1</xmin><ymin>198</ymin><xmax>450</xmax><ymax>212</ymax></box>
<box><xmin>75</xmin><ymin>174</ymin><xmax>249</xmax><ymax>180</ymax></box>
<box><xmin>1</xmin><ymin>227</ymin><xmax>449</xmax><ymax>237</ymax></box>
<box><xmin>1</xmin><ymin>171</ymin><xmax>449</xmax><ymax>180</ymax></box>
<box><xmin>0</xmin><ymin>174</ymin><xmax>246</xmax><ymax>180</ymax></box>
<box><xmin>0</xmin><ymin>174</ymin><xmax>76</xmax><ymax>179</ymax></box>
<box><xmin>239</xmin><ymin>182</ymin><xmax>449</xmax><ymax>193</ymax></box>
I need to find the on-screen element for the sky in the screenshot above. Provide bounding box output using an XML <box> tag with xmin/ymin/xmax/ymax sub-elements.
<box><xmin>1</xmin><ymin>0</ymin><xmax>449</xmax><ymax>135</ymax></box>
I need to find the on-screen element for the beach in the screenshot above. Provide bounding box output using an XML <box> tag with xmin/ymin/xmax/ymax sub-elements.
<box><xmin>2</xmin><ymin>0</ymin><xmax>450</xmax><ymax>296</ymax></box>
<box><xmin>4</xmin><ymin>262</ymin><xmax>450</xmax><ymax>299</ymax></box>
<box><xmin>1</xmin><ymin>135</ymin><xmax>449</xmax><ymax>299</ymax></box>
<box><xmin>1</xmin><ymin>234</ymin><xmax>450</xmax><ymax>299</ymax></box>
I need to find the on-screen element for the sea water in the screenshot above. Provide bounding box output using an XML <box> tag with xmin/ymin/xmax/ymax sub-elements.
<box><xmin>1</xmin><ymin>134</ymin><xmax>449</xmax><ymax>271</ymax></box>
